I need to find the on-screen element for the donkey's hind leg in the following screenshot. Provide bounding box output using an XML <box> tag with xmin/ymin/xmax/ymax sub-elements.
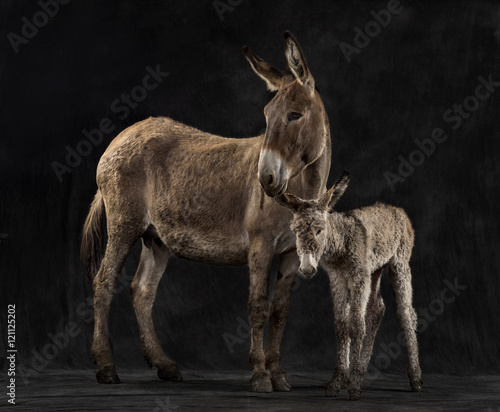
<box><xmin>92</xmin><ymin>229</ymin><xmax>140</xmax><ymax>384</ymax></box>
<box><xmin>130</xmin><ymin>239</ymin><xmax>182</xmax><ymax>382</ymax></box>
<box><xmin>360</xmin><ymin>268</ymin><xmax>385</xmax><ymax>375</ymax></box>
<box><xmin>389</xmin><ymin>261</ymin><xmax>423</xmax><ymax>392</ymax></box>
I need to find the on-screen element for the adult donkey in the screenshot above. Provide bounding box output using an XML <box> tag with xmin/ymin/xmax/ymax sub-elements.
<box><xmin>81</xmin><ymin>31</ymin><xmax>331</xmax><ymax>392</ymax></box>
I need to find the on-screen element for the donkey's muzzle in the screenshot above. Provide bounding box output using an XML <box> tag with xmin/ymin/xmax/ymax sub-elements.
<box><xmin>259</xmin><ymin>172</ymin><xmax>287</xmax><ymax>197</ymax></box>
<box><xmin>258</xmin><ymin>149</ymin><xmax>289</xmax><ymax>197</ymax></box>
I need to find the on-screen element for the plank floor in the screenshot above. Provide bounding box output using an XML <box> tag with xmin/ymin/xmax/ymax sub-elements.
<box><xmin>4</xmin><ymin>369</ymin><xmax>500</xmax><ymax>411</ymax></box>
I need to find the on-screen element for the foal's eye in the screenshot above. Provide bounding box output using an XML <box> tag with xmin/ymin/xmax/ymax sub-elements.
<box><xmin>287</xmin><ymin>112</ymin><xmax>303</xmax><ymax>122</ymax></box>
<box><xmin>316</xmin><ymin>229</ymin><xmax>322</xmax><ymax>235</ymax></box>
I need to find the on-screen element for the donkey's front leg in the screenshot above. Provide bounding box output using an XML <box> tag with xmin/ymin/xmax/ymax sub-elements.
<box><xmin>347</xmin><ymin>275</ymin><xmax>371</xmax><ymax>401</ymax></box>
<box><xmin>265</xmin><ymin>251</ymin><xmax>299</xmax><ymax>391</ymax></box>
<box><xmin>248</xmin><ymin>240</ymin><xmax>273</xmax><ymax>393</ymax></box>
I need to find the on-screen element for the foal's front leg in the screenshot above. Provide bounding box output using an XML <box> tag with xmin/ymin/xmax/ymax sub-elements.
<box><xmin>347</xmin><ymin>273</ymin><xmax>371</xmax><ymax>401</ymax></box>
<box><xmin>248</xmin><ymin>239</ymin><xmax>273</xmax><ymax>392</ymax></box>
<box><xmin>326</xmin><ymin>274</ymin><xmax>351</xmax><ymax>397</ymax></box>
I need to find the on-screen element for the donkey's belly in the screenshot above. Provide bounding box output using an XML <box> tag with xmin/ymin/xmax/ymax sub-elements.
<box><xmin>160</xmin><ymin>227</ymin><xmax>250</xmax><ymax>266</ymax></box>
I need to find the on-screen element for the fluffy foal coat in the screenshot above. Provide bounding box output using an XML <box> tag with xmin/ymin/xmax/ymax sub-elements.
<box><xmin>275</xmin><ymin>171</ymin><xmax>423</xmax><ymax>400</ymax></box>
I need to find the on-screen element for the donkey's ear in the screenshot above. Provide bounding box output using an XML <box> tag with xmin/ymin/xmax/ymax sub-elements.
<box><xmin>274</xmin><ymin>193</ymin><xmax>303</xmax><ymax>211</ymax></box>
<box><xmin>327</xmin><ymin>171</ymin><xmax>350</xmax><ymax>211</ymax></box>
<box><xmin>284</xmin><ymin>31</ymin><xmax>314</xmax><ymax>90</ymax></box>
<box><xmin>242</xmin><ymin>46</ymin><xmax>283</xmax><ymax>92</ymax></box>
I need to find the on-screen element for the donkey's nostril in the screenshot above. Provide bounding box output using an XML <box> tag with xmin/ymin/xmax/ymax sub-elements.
<box><xmin>267</xmin><ymin>174</ymin><xmax>274</xmax><ymax>186</ymax></box>
<box><xmin>259</xmin><ymin>170</ymin><xmax>282</xmax><ymax>196</ymax></box>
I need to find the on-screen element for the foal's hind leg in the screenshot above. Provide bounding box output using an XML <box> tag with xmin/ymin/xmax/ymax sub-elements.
<box><xmin>265</xmin><ymin>251</ymin><xmax>299</xmax><ymax>391</ymax></box>
<box><xmin>92</xmin><ymin>230</ymin><xmax>140</xmax><ymax>384</ymax></box>
<box><xmin>130</xmin><ymin>240</ymin><xmax>182</xmax><ymax>382</ymax></box>
<box><xmin>389</xmin><ymin>261</ymin><xmax>423</xmax><ymax>392</ymax></box>
<box><xmin>347</xmin><ymin>273</ymin><xmax>371</xmax><ymax>401</ymax></box>
<box><xmin>360</xmin><ymin>269</ymin><xmax>385</xmax><ymax>374</ymax></box>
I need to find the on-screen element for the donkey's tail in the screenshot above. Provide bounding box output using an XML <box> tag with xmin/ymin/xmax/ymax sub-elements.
<box><xmin>81</xmin><ymin>190</ymin><xmax>106</xmax><ymax>282</ymax></box>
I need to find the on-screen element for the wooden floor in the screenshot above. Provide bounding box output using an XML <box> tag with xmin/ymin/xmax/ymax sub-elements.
<box><xmin>5</xmin><ymin>369</ymin><xmax>500</xmax><ymax>411</ymax></box>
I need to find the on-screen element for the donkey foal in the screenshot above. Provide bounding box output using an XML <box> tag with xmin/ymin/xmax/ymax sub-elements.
<box><xmin>275</xmin><ymin>171</ymin><xmax>423</xmax><ymax>400</ymax></box>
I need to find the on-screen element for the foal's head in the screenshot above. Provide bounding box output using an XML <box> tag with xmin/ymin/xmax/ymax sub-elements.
<box><xmin>243</xmin><ymin>31</ymin><xmax>328</xmax><ymax>197</ymax></box>
<box><xmin>275</xmin><ymin>171</ymin><xmax>350</xmax><ymax>278</ymax></box>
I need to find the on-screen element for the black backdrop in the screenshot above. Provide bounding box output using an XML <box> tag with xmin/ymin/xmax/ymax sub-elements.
<box><xmin>1</xmin><ymin>0</ymin><xmax>499</xmax><ymax>379</ymax></box>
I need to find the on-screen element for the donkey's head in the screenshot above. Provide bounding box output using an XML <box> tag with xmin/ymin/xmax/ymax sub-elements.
<box><xmin>243</xmin><ymin>31</ymin><xmax>328</xmax><ymax>197</ymax></box>
<box><xmin>275</xmin><ymin>171</ymin><xmax>350</xmax><ymax>278</ymax></box>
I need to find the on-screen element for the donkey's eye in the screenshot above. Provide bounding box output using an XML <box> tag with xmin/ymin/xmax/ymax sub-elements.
<box><xmin>287</xmin><ymin>112</ymin><xmax>303</xmax><ymax>122</ymax></box>
<box><xmin>316</xmin><ymin>229</ymin><xmax>322</xmax><ymax>235</ymax></box>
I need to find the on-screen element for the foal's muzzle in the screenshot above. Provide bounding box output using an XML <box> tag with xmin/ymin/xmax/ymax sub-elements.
<box><xmin>298</xmin><ymin>253</ymin><xmax>318</xmax><ymax>279</ymax></box>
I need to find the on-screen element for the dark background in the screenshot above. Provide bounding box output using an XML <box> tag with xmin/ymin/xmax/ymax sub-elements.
<box><xmin>1</xmin><ymin>0</ymin><xmax>499</xmax><ymax>381</ymax></box>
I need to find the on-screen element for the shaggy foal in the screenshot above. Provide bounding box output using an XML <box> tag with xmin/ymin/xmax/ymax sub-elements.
<box><xmin>275</xmin><ymin>171</ymin><xmax>423</xmax><ymax>400</ymax></box>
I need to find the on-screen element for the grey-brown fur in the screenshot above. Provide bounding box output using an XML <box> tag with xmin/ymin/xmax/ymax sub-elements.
<box><xmin>275</xmin><ymin>171</ymin><xmax>423</xmax><ymax>400</ymax></box>
<box><xmin>81</xmin><ymin>31</ymin><xmax>331</xmax><ymax>392</ymax></box>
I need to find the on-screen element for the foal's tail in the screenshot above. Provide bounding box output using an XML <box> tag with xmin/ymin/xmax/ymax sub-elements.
<box><xmin>80</xmin><ymin>190</ymin><xmax>106</xmax><ymax>282</ymax></box>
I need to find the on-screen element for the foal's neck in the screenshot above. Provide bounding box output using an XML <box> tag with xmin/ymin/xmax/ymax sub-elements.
<box><xmin>325</xmin><ymin>212</ymin><xmax>348</xmax><ymax>256</ymax></box>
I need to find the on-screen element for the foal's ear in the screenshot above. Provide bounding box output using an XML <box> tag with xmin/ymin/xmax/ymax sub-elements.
<box><xmin>242</xmin><ymin>46</ymin><xmax>283</xmax><ymax>92</ymax></box>
<box><xmin>274</xmin><ymin>193</ymin><xmax>303</xmax><ymax>211</ymax></box>
<box><xmin>284</xmin><ymin>31</ymin><xmax>315</xmax><ymax>91</ymax></box>
<box><xmin>321</xmin><ymin>170</ymin><xmax>350</xmax><ymax>212</ymax></box>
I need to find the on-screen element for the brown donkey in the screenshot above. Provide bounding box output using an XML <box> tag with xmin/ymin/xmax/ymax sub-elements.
<box><xmin>81</xmin><ymin>31</ymin><xmax>331</xmax><ymax>392</ymax></box>
<box><xmin>275</xmin><ymin>172</ymin><xmax>423</xmax><ymax>400</ymax></box>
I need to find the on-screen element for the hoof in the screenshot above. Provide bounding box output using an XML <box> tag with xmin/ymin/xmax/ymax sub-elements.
<box><xmin>271</xmin><ymin>372</ymin><xmax>291</xmax><ymax>392</ymax></box>
<box><xmin>348</xmin><ymin>388</ymin><xmax>362</xmax><ymax>401</ymax></box>
<box><xmin>158</xmin><ymin>364</ymin><xmax>183</xmax><ymax>382</ymax></box>
<box><xmin>410</xmin><ymin>378</ymin><xmax>423</xmax><ymax>392</ymax></box>
<box><xmin>96</xmin><ymin>364</ymin><xmax>120</xmax><ymax>384</ymax></box>
<box><xmin>250</xmin><ymin>372</ymin><xmax>273</xmax><ymax>393</ymax></box>
<box><xmin>325</xmin><ymin>380</ymin><xmax>341</xmax><ymax>397</ymax></box>
<box><xmin>325</xmin><ymin>373</ymin><xmax>348</xmax><ymax>397</ymax></box>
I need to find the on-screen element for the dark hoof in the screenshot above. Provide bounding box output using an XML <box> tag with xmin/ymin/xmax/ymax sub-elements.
<box><xmin>96</xmin><ymin>364</ymin><xmax>120</xmax><ymax>384</ymax></box>
<box><xmin>410</xmin><ymin>378</ymin><xmax>423</xmax><ymax>392</ymax></box>
<box><xmin>250</xmin><ymin>371</ymin><xmax>273</xmax><ymax>393</ymax></box>
<box><xmin>158</xmin><ymin>364</ymin><xmax>183</xmax><ymax>382</ymax></box>
<box><xmin>325</xmin><ymin>380</ymin><xmax>341</xmax><ymax>397</ymax></box>
<box><xmin>271</xmin><ymin>372</ymin><xmax>291</xmax><ymax>392</ymax></box>
<box><xmin>348</xmin><ymin>388</ymin><xmax>362</xmax><ymax>401</ymax></box>
<box><xmin>326</xmin><ymin>373</ymin><xmax>348</xmax><ymax>397</ymax></box>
